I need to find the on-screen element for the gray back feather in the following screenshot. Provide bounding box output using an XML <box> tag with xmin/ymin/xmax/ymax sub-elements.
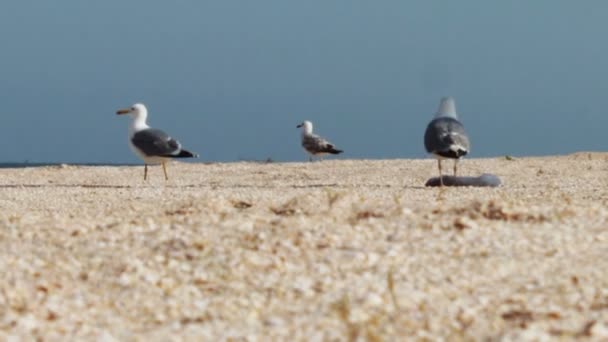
<box><xmin>424</xmin><ymin>117</ymin><xmax>470</xmax><ymax>155</ymax></box>
<box><xmin>131</xmin><ymin>129</ymin><xmax>182</xmax><ymax>157</ymax></box>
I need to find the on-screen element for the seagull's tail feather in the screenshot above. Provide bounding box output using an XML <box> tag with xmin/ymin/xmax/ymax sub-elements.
<box><xmin>435</xmin><ymin>147</ymin><xmax>468</xmax><ymax>159</ymax></box>
<box><xmin>169</xmin><ymin>149</ymin><xmax>199</xmax><ymax>158</ymax></box>
<box><xmin>327</xmin><ymin>148</ymin><xmax>343</xmax><ymax>155</ymax></box>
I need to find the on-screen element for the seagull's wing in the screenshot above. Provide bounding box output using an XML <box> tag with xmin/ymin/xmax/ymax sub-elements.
<box><xmin>302</xmin><ymin>134</ymin><xmax>342</xmax><ymax>154</ymax></box>
<box><xmin>131</xmin><ymin>128</ymin><xmax>182</xmax><ymax>157</ymax></box>
<box><xmin>424</xmin><ymin>118</ymin><xmax>469</xmax><ymax>158</ymax></box>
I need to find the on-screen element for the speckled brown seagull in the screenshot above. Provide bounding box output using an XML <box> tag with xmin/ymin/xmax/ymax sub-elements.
<box><xmin>297</xmin><ymin>120</ymin><xmax>343</xmax><ymax>162</ymax></box>
<box><xmin>116</xmin><ymin>103</ymin><xmax>198</xmax><ymax>180</ymax></box>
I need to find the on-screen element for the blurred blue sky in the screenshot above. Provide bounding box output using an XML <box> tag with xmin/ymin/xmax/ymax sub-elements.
<box><xmin>0</xmin><ymin>1</ymin><xmax>606</xmax><ymax>163</ymax></box>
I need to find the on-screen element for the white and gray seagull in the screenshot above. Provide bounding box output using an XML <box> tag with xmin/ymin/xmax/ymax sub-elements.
<box><xmin>116</xmin><ymin>103</ymin><xmax>198</xmax><ymax>180</ymax></box>
<box><xmin>297</xmin><ymin>120</ymin><xmax>343</xmax><ymax>162</ymax></box>
<box><xmin>424</xmin><ymin>97</ymin><xmax>470</xmax><ymax>185</ymax></box>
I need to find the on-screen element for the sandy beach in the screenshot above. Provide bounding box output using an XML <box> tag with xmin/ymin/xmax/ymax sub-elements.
<box><xmin>1</xmin><ymin>154</ymin><xmax>608</xmax><ymax>340</ymax></box>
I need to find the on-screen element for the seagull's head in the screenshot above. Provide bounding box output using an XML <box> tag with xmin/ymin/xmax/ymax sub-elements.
<box><xmin>296</xmin><ymin>120</ymin><xmax>313</xmax><ymax>134</ymax></box>
<box><xmin>435</xmin><ymin>96</ymin><xmax>458</xmax><ymax>119</ymax></box>
<box><xmin>116</xmin><ymin>103</ymin><xmax>148</xmax><ymax>121</ymax></box>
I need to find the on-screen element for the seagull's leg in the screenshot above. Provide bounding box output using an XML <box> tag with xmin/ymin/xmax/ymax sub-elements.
<box><xmin>144</xmin><ymin>164</ymin><xmax>148</xmax><ymax>181</ymax></box>
<box><xmin>309</xmin><ymin>156</ymin><xmax>313</xmax><ymax>162</ymax></box>
<box><xmin>438</xmin><ymin>159</ymin><xmax>444</xmax><ymax>186</ymax></box>
<box><xmin>162</xmin><ymin>162</ymin><xmax>169</xmax><ymax>181</ymax></box>
<box><xmin>453</xmin><ymin>159</ymin><xmax>459</xmax><ymax>176</ymax></box>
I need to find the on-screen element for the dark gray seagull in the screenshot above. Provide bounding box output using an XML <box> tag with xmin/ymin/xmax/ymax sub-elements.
<box><xmin>116</xmin><ymin>103</ymin><xmax>198</xmax><ymax>180</ymax></box>
<box><xmin>297</xmin><ymin>120</ymin><xmax>343</xmax><ymax>162</ymax></box>
<box><xmin>424</xmin><ymin>97</ymin><xmax>470</xmax><ymax>185</ymax></box>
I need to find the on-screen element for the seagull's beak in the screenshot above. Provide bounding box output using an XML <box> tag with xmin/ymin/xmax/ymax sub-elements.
<box><xmin>296</xmin><ymin>124</ymin><xmax>302</xmax><ymax>128</ymax></box>
<box><xmin>116</xmin><ymin>108</ymin><xmax>131</xmax><ymax>115</ymax></box>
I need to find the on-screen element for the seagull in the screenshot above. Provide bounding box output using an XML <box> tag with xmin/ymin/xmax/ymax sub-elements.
<box><xmin>297</xmin><ymin>120</ymin><xmax>343</xmax><ymax>162</ymax></box>
<box><xmin>116</xmin><ymin>103</ymin><xmax>198</xmax><ymax>180</ymax></box>
<box><xmin>424</xmin><ymin>97</ymin><xmax>470</xmax><ymax>185</ymax></box>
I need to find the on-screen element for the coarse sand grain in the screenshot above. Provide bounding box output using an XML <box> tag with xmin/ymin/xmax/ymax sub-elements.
<box><xmin>1</xmin><ymin>154</ymin><xmax>608</xmax><ymax>340</ymax></box>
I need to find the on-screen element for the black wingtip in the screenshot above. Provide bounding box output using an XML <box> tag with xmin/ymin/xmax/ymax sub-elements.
<box><xmin>173</xmin><ymin>149</ymin><xmax>198</xmax><ymax>158</ymax></box>
<box><xmin>329</xmin><ymin>149</ymin><xmax>343</xmax><ymax>155</ymax></box>
<box><xmin>434</xmin><ymin>149</ymin><xmax>467</xmax><ymax>159</ymax></box>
